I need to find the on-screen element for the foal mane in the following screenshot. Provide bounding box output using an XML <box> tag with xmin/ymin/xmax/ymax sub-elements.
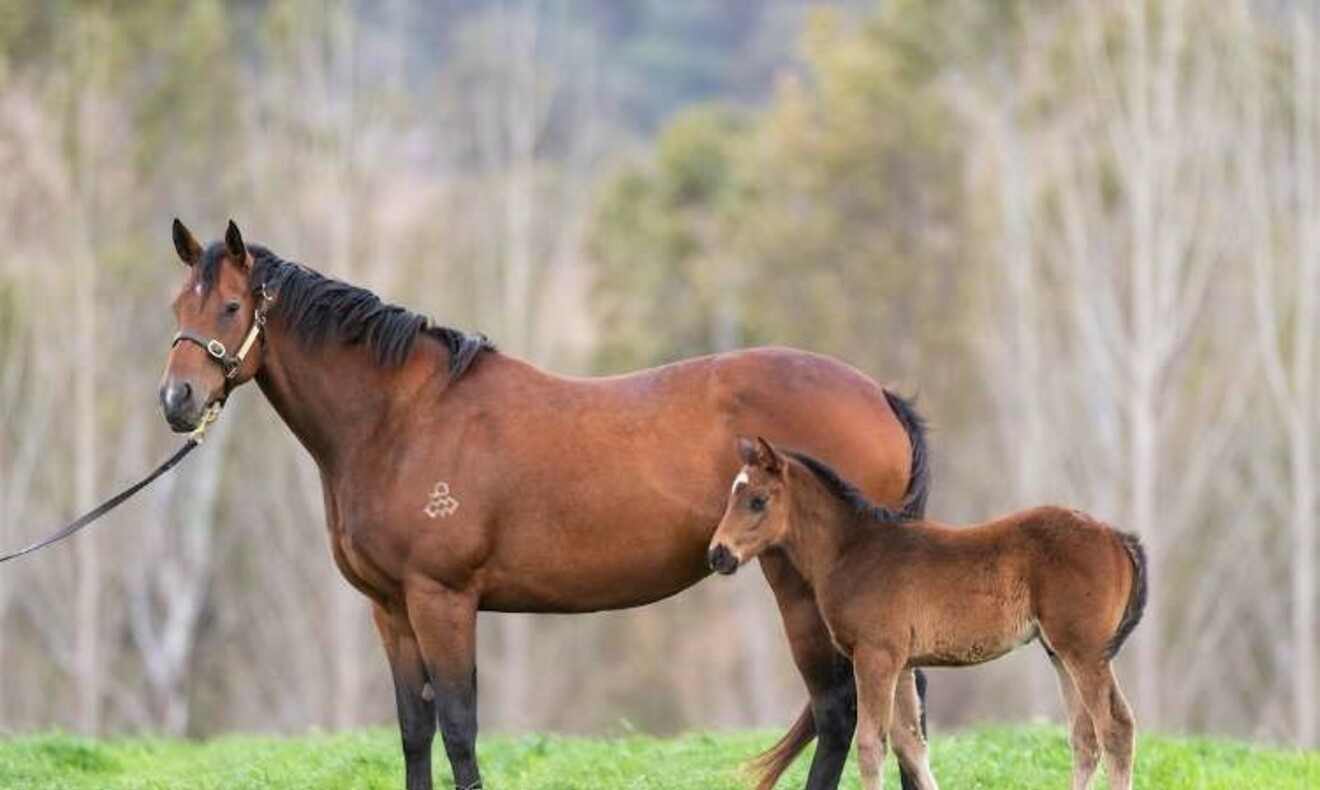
<box><xmin>784</xmin><ymin>451</ymin><xmax>910</xmax><ymax>526</ymax></box>
<box><xmin>198</xmin><ymin>242</ymin><xmax>494</xmax><ymax>378</ymax></box>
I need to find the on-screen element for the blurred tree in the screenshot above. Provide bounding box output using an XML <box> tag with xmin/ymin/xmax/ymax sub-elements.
<box><xmin>592</xmin><ymin>3</ymin><xmax>979</xmax><ymax>428</ymax></box>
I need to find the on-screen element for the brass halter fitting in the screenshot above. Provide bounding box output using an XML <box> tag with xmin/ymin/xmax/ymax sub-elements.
<box><xmin>188</xmin><ymin>401</ymin><xmax>224</xmax><ymax>444</ymax></box>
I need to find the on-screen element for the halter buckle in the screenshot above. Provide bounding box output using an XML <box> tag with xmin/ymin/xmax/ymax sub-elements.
<box><xmin>206</xmin><ymin>339</ymin><xmax>227</xmax><ymax>359</ymax></box>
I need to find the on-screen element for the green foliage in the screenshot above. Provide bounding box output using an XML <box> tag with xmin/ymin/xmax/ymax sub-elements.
<box><xmin>0</xmin><ymin>726</ymin><xmax>1313</xmax><ymax>789</ymax></box>
<box><xmin>590</xmin><ymin>5</ymin><xmax>979</xmax><ymax>407</ymax></box>
<box><xmin>590</xmin><ymin>106</ymin><xmax>749</xmax><ymax>369</ymax></box>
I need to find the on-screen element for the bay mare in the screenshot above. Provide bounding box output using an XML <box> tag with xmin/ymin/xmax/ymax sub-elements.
<box><xmin>157</xmin><ymin>221</ymin><xmax>933</xmax><ymax>790</ymax></box>
<box><xmin>710</xmin><ymin>438</ymin><xmax>1147</xmax><ymax>790</ymax></box>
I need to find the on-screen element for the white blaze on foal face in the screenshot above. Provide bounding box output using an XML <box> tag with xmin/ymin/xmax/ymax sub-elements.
<box><xmin>731</xmin><ymin>470</ymin><xmax>751</xmax><ymax>494</ymax></box>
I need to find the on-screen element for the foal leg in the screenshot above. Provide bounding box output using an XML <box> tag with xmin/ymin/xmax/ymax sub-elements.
<box><xmin>760</xmin><ymin>553</ymin><xmax>857</xmax><ymax>790</ymax></box>
<box><xmin>853</xmin><ymin>646</ymin><xmax>903</xmax><ymax>790</ymax></box>
<box><xmin>891</xmin><ymin>669</ymin><xmax>938</xmax><ymax>790</ymax></box>
<box><xmin>374</xmin><ymin>605</ymin><xmax>437</xmax><ymax>790</ymax></box>
<box><xmin>761</xmin><ymin>554</ymin><xmax>930</xmax><ymax>790</ymax></box>
<box><xmin>407</xmin><ymin>583</ymin><xmax>483</xmax><ymax>790</ymax></box>
<box><xmin>1050</xmin><ymin>654</ymin><xmax>1099</xmax><ymax>790</ymax></box>
<box><xmin>1066</xmin><ymin>660</ymin><xmax>1135</xmax><ymax>790</ymax></box>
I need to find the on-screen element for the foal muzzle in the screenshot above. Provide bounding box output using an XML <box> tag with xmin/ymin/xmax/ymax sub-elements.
<box><xmin>707</xmin><ymin>544</ymin><xmax>739</xmax><ymax>575</ymax></box>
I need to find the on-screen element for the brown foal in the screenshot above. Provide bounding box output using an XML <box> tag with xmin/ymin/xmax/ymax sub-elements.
<box><xmin>709</xmin><ymin>438</ymin><xmax>1147</xmax><ymax>790</ymax></box>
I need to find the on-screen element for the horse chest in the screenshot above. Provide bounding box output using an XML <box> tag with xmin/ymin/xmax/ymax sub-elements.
<box><xmin>321</xmin><ymin>482</ymin><xmax>419</xmax><ymax>600</ymax></box>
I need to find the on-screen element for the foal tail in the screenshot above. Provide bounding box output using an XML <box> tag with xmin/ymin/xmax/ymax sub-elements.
<box><xmin>1106</xmin><ymin>531</ymin><xmax>1149</xmax><ymax>658</ymax></box>
<box><xmin>883</xmin><ymin>389</ymin><xmax>930</xmax><ymax>519</ymax></box>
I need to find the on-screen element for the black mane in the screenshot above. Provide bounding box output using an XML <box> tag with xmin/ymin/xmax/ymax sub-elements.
<box><xmin>785</xmin><ymin>450</ymin><xmax>910</xmax><ymax>526</ymax></box>
<box><xmin>199</xmin><ymin>242</ymin><xmax>494</xmax><ymax>378</ymax></box>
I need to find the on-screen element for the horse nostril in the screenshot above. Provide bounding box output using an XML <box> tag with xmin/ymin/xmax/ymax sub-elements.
<box><xmin>162</xmin><ymin>380</ymin><xmax>193</xmax><ymax>412</ymax></box>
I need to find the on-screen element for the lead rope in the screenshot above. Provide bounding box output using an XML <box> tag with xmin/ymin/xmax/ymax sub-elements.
<box><xmin>0</xmin><ymin>281</ymin><xmax>266</xmax><ymax>565</ymax></box>
<box><xmin>0</xmin><ymin>383</ymin><xmax>228</xmax><ymax>564</ymax></box>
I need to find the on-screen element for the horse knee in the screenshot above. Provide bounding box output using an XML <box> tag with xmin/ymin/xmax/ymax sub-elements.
<box><xmin>1070</xmin><ymin>732</ymin><xmax>1099</xmax><ymax>775</ymax></box>
<box><xmin>856</xmin><ymin>731</ymin><xmax>889</xmax><ymax>773</ymax></box>
<box><xmin>402</xmin><ymin>721</ymin><xmax>435</xmax><ymax>756</ymax></box>
<box><xmin>1099</xmin><ymin>685</ymin><xmax>1134</xmax><ymax>749</ymax></box>
<box><xmin>1101</xmin><ymin>722</ymin><xmax>1133</xmax><ymax>759</ymax></box>
<box><xmin>440</xmin><ymin>735</ymin><xmax>474</xmax><ymax>766</ymax></box>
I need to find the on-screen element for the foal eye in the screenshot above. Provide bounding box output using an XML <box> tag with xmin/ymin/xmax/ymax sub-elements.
<box><xmin>749</xmin><ymin>495</ymin><xmax>767</xmax><ymax>513</ymax></box>
<box><xmin>223</xmin><ymin>301</ymin><xmax>241</xmax><ymax>315</ymax></box>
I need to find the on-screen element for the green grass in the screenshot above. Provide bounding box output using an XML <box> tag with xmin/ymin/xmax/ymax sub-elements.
<box><xmin>0</xmin><ymin>724</ymin><xmax>1314</xmax><ymax>790</ymax></box>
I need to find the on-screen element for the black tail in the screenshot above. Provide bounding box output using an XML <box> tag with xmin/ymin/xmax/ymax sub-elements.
<box><xmin>884</xmin><ymin>390</ymin><xmax>932</xmax><ymax>790</ymax></box>
<box><xmin>883</xmin><ymin>389</ymin><xmax>930</xmax><ymax>519</ymax></box>
<box><xmin>1106</xmin><ymin>531</ymin><xmax>1148</xmax><ymax>658</ymax></box>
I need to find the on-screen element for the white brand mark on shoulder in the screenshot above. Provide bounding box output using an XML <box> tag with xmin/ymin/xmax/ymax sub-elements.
<box><xmin>424</xmin><ymin>481</ymin><xmax>460</xmax><ymax>519</ymax></box>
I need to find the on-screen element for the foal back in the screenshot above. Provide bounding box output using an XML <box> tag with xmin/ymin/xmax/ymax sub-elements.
<box><xmin>832</xmin><ymin>506</ymin><xmax>1142</xmax><ymax>667</ymax></box>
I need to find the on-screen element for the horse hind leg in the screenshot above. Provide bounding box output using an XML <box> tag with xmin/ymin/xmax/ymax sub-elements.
<box><xmin>1050</xmin><ymin>653</ymin><xmax>1099</xmax><ymax>790</ymax></box>
<box><xmin>1062</xmin><ymin>658</ymin><xmax>1135</xmax><ymax>790</ymax></box>
<box><xmin>758</xmin><ymin>554</ymin><xmax>853</xmax><ymax>790</ymax></box>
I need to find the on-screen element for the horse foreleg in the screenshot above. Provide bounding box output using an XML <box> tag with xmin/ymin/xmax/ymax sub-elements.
<box><xmin>761</xmin><ymin>552</ymin><xmax>856</xmax><ymax>790</ymax></box>
<box><xmin>373</xmin><ymin>605</ymin><xmax>438</xmax><ymax>790</ymax></box>
<box><xmin>407</xmin><ymin>583</ymin><xmax>483</xmax><ymax>790</ymax></box>
<box><xmin>853</xmin><ymin>645</ymin><xmax>902</xmax><ymax>790</ymax></box>
<box><xmin>890</xmin><ymin>670</ymin><xmax>937</xmax><ymax>790</ymax></box>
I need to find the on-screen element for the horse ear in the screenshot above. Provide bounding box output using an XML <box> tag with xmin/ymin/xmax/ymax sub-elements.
<box><xmin>225</xmin><ymin>219</ymin><xmax>248</xmax><ymax>264</ymax></box>
<box><xmin>755</xmin><ymin>436</ymin><xmax>783</xmax><ymax>474</ymax></box>
<box><xmin>172</xmin><ymin>218</ymin><xmax>202</xmax><ymax>266</ymax></box>
<box><xmin>736</xmin><ymin>436</ymin><xmax>759</xmax><ymax>465</ymax></box>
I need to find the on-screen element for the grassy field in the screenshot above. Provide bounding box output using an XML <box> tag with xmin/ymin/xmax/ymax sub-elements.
<box><xmin>0</xmin><ymin>724</ymin><xmax>1314</xmax><ymax>790</ymax></box>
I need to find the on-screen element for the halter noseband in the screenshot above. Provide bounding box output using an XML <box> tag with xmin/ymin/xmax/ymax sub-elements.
<box><xmin>171</xmin><ymin>283</ymin><xmax>275</xmax><ymax>380</ymax></box>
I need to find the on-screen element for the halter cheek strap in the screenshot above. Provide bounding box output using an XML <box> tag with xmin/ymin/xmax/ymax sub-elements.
<box><xmin>171</xmin><ymin>284</ymin><xmax>273</xmax><ymax>380</ymax></box>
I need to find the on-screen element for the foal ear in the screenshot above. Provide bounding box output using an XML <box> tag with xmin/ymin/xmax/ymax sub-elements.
<box><xmin>736</xmin><ymin>436</ymin><xmax>760</xmax><ymax>466</ymax></box>
<box><xmin>172</xmin><ymin>218</ymin><xmax>203</xmax><ymax>266</ymax></box>
<box><xmin>755</xmin><ymin>436</ymin><xmax>784</xmax><ymax>474</ymax></box>
<box><xmin>225</xmin><ymin>219</ymin><xmax>249</xmax><ymax>265</ymax></box>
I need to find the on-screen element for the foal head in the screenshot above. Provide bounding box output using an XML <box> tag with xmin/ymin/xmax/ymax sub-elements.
<box><xmin>159</xmin><ymin>219</ymin><xmax>266</xmax><ymax>432</ymax></box>
<box><xmin>707</xmin><ymin>436</ymin><xmax>793</xmax><ymax>575</ymax></box>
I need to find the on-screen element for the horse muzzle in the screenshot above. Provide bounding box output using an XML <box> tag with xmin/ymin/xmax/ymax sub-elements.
<box><xmin>707</xmin><ymin>543</ymin><xmax>740</xmax><ymax>575</ymax></box>
<box><xmin>160</xmin><ymin>377</ymin><xmax>205</xmax><ymax>433</ymax></box>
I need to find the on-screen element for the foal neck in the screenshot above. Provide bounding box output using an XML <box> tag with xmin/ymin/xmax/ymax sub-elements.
<box><xmin>779</xmin><ymin>464</ymin><xmax>858</xmax><ymax>590</ymax></box>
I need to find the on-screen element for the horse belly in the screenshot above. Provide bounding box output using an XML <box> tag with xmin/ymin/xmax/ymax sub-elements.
<box><xmin>479</xmin><ymin>560</ymin><xmax>710</xmax><ymax>613</ymax></box>
<box><xmin>476</xmin><ymin>515</ymin><xmax>714</xmax><ymax>613</ymax></box>
<box><xmin>907</xmin><ymin>587</ymin><xmax>1036</xmax><ymax>667</ymax></box>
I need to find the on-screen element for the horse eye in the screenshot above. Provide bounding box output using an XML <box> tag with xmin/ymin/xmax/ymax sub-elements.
<box><xmin>224</xmin><ymin>301</ymin><xmax>241</xmax><ymax>315</ymax></box>
<box><xmin>749</xmin><ymin>495</ymin><xmax>767</xmax><ymax>513</ymax></box>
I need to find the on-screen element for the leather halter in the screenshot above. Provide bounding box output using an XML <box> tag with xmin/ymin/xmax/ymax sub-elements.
<box><xmin>171</xmin><ymin>283</ymin><xmax>274</xmax><ymax>380</ymax></box>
